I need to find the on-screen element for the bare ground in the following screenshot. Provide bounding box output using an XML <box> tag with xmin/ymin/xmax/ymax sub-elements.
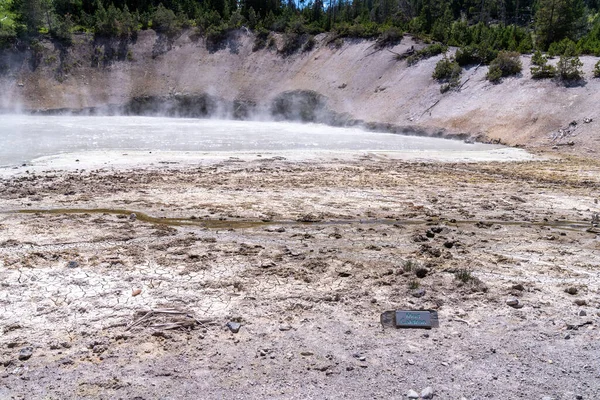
<box><xmin>1</xmin><ymin>153</ymin><xmax>600</xmax><ymax>399</ymax></box>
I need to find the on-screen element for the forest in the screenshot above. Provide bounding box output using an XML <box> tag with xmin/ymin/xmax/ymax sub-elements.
<box><xmin>1</xmin><ymin>0</ymin><xmax>600</xmax><ymax>58</ymax></box>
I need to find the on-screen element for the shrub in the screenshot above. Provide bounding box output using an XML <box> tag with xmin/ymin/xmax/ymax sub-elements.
<box><xmin>594</xmin><ymin>60</ymin><xmax>600</xmax><ymax>78</ymax></box>
<box><xmin>455</xmin><ymin>44</ymin><xmax>497</xmax><ymax>66</ymax></box>
<box><xmin>486</xmin><ymin>64</ymin><xmax>503</xmax><ymax>83</ymax></box>
<box><xmin>302</xmin><ymin>35</ymin><xmax>315</xmax><ymax>52</ymax></box>
<box><xmin>454</xmin><ymin>269</ymin><xmax>473</xmax><ymax>283</ymax></box>
<box><xmin>152</xmin><ymin>4</ymin><xmax>179</xmax><ymax>36</ymax></box>
<box><xmin>280</xmin><ymin>32</ymin><xmax>303</xmax><ymax>55</ymax></box>
<box><xmin>374</xmin><ymin>27</ymin><xmax>403</xmax><ymax>49</ymax></box>
<box><xmin>406</xmin><ymin>43</ymin><xmax>448</xmax><ymax>66</ymax></box>
<box><xmin>530</xmin><ymin>50</ymin><xmax>556</xmax><ymax>79</ymax></box>
<box><xmin>557</xmin><ymin>42</ymin><xmax>584</xmax><ymax>81</ymax></box>
<box><xmin>486</xmin><ymin>51</ymin><xmax>522</xmax><ymax>82</ymax></box>
<box><xmin>433</xmin><ymin>56</ymin><xmax>462</xmax><ymax>92</ymax></box>
<box><xmin>548</xmin><ymin>38</ymin><xmax>576</xmax><ymax>58</ymax></box>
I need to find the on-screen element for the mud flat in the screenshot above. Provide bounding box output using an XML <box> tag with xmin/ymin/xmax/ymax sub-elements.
<box><xmin>1</xmin><ymin>148</ymin><xmax>600</xmax><ymax>399</ymax></box>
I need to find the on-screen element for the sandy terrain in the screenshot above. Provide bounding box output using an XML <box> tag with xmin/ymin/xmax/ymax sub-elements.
<box><xmin>1</xmin><ymin>150</ymin><xmax>599</xmax><ymax>399</ymax></box>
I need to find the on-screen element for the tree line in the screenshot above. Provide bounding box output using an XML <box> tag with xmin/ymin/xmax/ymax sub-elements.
<box><xmin>1</xmin><ymin>0</ymin><xmax>600</xmax><ymax>57</ymax></box>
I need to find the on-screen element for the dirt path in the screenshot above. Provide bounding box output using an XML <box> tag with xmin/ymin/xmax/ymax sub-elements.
<box><xmin>1</xmin><ymin>154</ymin><xmax>600</xmax><ymax>399</ymax></box>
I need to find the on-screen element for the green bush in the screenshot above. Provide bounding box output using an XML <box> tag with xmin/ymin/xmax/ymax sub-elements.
<box><xmin>548</xmin><ymin>38</ymin><xmax>577</xmax><ymax>58</ymax></box>
<box><xmin>433</xmin><ymin>57</ymin><xmax>462</xmax><ymax>92</ymax></box>
<box><xmin>406</xmin><ymin>43</ymin><xmax>448</xmax><ymax>66</ymax></box>
<box><xmin>302</xmin><ymin>35</ymin><xmax>315</xmax><ymax>52</ymax></box>
<box><xmin>374</xmin><ymin>27</ymin><xmax>403</xmax><ymax>49</ymax></box>
<box><xmin>486</xmin><ymin>64</ymin><xmax>502</xmax><ymax>83</ymax></box>
<box><xmin>557</xmin><ymin>42</ymin><xmax>584</xmax><ymax>81</ymax></box>
<box><xmin>594</xmin><ymin>60</ymin><xmax>600</xmax><ymax>78</ymax></box>
<box><xmin>486</xmin><ymin>51</ymin><xmax>522</xmax><ymax>82</ymax></box>
<box><xmin>455</xmin><ymin>44</ymin><xmax>497</xmax><ymax>66</ymax></box>
<box><xmin>530</xmin><ymin>50</ymin><xmax>556</xmax><ymax>79</ymax></box>
<box><xmin>152</xmin><ymin>4</ymin><xmax>179</xmax><ymax>36</ymax></box>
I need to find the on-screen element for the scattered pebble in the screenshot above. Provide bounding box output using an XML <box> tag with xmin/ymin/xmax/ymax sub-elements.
<box><xmin>421</xmin><ymin>386</ymin><xmax>434</xmax><ymax>399</ymax></box>
<box><xmin>579</xmin><ymin>310</ymin><xmax>587</xmax><ymax>317</ymax></box>
<box><xmin>129</xmin><ymin>213</ymin><xmax>137</xmax><ymax>221</ymax></box>
<box><xmin>407</xmin><ymin>389</ymin><xmax>419</xmax><ymax>399</ymax></box>
<box><xmin>67</xmin><ymin>261</ymin><xmax>79</xmax><ymax>269</ymax></box>
<box><xmin>226</xmin><ymin>322</ymin><xmax>241</xmax><ymax>333</ymax></box>
<box><xmin>506</xmin><ymin>298</ymin><xmax>523</xmax><ymax>308</ymax></box>
<box><xmin>574</xmin><ymin>299</ymin><xmax>587</xmax><ymax>306</ymax></box>
<box><xmin>407</xmin><ymin>358</ymin><xmax>415</xmax><ymax>365</ymax></box>
<box><xmin>279</xmin><ymin>324</ymin><xmax>292</xmax><ymax>331</ymax></box>
<box><xmin>565</xmin><ymin>287</ymin><xmax>578</xmax><ymax>295</ymax></box>
<box><xmin>512</xmin><ymin>283</ymin><xmax>525</xmax><ymax>291</ymax></box>
<box><xmin>411</xmin><ymin>288</ymin><xmax>426</xmax><ymax>298</ymax></box>
<box><xmin>132</xmin><ymin>288</ymin><xmax>142</xmax><ymax>297</ymax></box>
<box><xmin>18</xmin><ymin>347</ymin><xmax>33</xmax><ymax>361</ymax></box>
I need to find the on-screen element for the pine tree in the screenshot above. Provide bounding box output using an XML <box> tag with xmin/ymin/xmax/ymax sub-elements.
<box><xmin>534</xmin><ymin>0</ymin><xmax>586</xmax><ymax>49</ymax></box>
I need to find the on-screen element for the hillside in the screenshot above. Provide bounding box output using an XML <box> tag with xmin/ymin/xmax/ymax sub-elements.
<box><xmin>0</xmin><ymin>29</ymin><xmax>599</xmax><ymax>153</ymax></box>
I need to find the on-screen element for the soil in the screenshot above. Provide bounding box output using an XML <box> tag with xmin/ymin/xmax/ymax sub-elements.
<box><xmin>1</xmin><ymin>152</ymin><xmax>600</xmax><ymax>399</ymax></box>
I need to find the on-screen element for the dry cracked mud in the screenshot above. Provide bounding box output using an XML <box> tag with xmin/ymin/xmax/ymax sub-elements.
<box><xmin>1</xmin><ymin>153</ymin><xmax>600</xmax><ymax>399</ymax></box>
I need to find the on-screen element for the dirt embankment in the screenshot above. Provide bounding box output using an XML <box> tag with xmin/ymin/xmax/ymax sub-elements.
<box><xmin>0</xmin><ymin>30</ymin><xmax>599</xmax><ymax>151</ymax></box>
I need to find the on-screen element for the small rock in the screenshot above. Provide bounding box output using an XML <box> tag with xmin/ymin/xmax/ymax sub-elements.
<box><xmin>411</xmin><ymin>288</ymin><xmax>426</xmax><ymax>298</ymax></box>
<box><xmin>407</xmin><ymin>358</ymin><xmax>415</xmax><ymax>365</ymax></box>
<box><xmin>407</xmin><ymin>389</ymin><xmax>419</xmax><ymax>399</ymax></box>
<box><xmin>300</xmin><ymin>351</ymin><xmax>314</xmax><ymax>356</ymax></box>
<box><xmin>512</xmin><ymin>283</ymin><xmax>525</xmax><ymax>291</ymax></box>
<box><xmin>67</xmin><ymin>260</ymin><xmax>79</xmax><ymax>269</ymax></box>
<box><xmin>564</xmin><ymin>334</ymin><xmax>571</xmax><ymax>340</ymax></box>
<box><xmin>129</xmin><ymin>213</ymin><xmax>137</xmax><ymax>221</ymax></box>
<box><xmin>443</xmin><ymin>241</ymin><xmax>454</xmax><ymax>249</ymax></box>
<box><xmin>279</xmin><ymin>324</ymin><xmax>292</xmax><ymax>331</ymax></box>
<box><xmin>579</xmin><ymin>310</ymin><xmax>587</xmax><ymax>317</ymax></box>
<box><xmin>421</xmin><ymin>386</ymin><xmax>434</xmax><ymax>399</ymax></box>
<box><xmin>18</xmin><ymin>347</ymin><xmax>33</xmax><ymax>361</ymax></box>
<box><xmin>574</xmin><ymin>299</ymin><xmax>587</xmax><ymax>306</ymax></box>
<box><xmin>506</xmin><ymin>298</ymin><xmax>523</xmax><ymax>308</ymax></box>
<box><xmin>565</xmin><ymin>287</ymin><xmax>578</xmax><ymax>295</ymax></box>
<box><xmin>226</xmin><ymin>322</ymin><xmax>241</xmax><ymax>333</ymax></box>
<box><xmin>132</xmin><ymin>288</ymin><xmax>142</xmax><ymax>297</ymax></box>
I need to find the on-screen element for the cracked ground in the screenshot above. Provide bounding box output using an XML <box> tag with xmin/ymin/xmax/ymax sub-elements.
<box><xmin>1</xmin><ymin>154</ymin><xmax>600</xmax><ymax>399</ymax></box>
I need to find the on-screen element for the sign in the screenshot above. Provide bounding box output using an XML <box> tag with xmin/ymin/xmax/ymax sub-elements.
<box><xmin>380</xmin><ymin>310</ymin><xmax>439</xmax><ymax>329</ymax></box>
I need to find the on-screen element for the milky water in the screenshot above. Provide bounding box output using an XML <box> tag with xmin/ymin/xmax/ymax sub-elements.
<box><xmin>0</xmin><ymin>115</ymin><xmax>522</xmax><ymax>167</ymax></box>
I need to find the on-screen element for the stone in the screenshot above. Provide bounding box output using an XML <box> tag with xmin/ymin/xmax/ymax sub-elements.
<box><xmin>129</xmin><ymin>213</ymin><xmax>137</xmax><ymax>221</ymax></box>
<box><xmin>574</xmin><ymin>299</ymin><xmax>587</xmax><ymax>306</ymax></box>
<box><xmin>67</xmin><ymin>261</ymin><xmax>79</xmax><ymax>269</ymax></box>
<box><xmin>421</xmin><ymin>386</ymin><xmax>434</xmax><ymax>399</ymax></box>
<box><xmin>411</xmin><ymin>288</ymin><xmax>426</xmax><ymax>298</ymax></box>
<box><xmin>279</xmin><ymin>324</ymin><xmax>292</xmax><ymax>331</ymax></box>
<box><xmin>407</xmin><ymin>358</ymin><xmax>415</xmax><ymax>365</ymax></box>
<box><xmin>506</xmin><ymin>298</ymin><xmax>523</xmax><ymax>309</ymax></box>
<box><xmin>579</xmin><ymin>310</ymin><xmax>587</xmax><ymax>317</ymax></box>
<box><xmin>18</xmin><ymin>347</ymin><xmax>33</xmax><ymax>361</ymax></box>
<box><xmin>512</xmin><ymin>284</ymin><xmax>525</xmax><ymax>291</ymax></box>
<box><xmin>565</xmin><ymin>287</ymin><xmax>578</xmax><ymax>295</ymax></box>
<box><xmin>407</xmin><ymin>389</ymin><xmax>419</xmax><ymax>399</ymax></box>
<box><xmin>226</xmin><ymin>322</ymin><xmax>241</xmax><ymax>333</ymax></box>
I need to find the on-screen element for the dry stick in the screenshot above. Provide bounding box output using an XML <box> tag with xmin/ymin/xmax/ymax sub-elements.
<box><xmin>421</xmin><ymin>99</ymin><xmax>441</xmax><ymax>117</ymax></box>
<box><xmin>126</xmin><ymin>311</ymin><xmax>154</xmax><ymax>331</ymax></box>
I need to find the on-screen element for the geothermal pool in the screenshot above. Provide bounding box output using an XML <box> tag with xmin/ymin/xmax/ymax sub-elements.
<box><xmin>0</xmin><ymin>115</ymin><xmax>531</xmax><ymax>168</ymax></box>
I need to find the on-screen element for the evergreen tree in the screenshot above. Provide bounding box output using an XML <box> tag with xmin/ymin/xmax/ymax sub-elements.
<box><xmin>535</xmin><ymin>0</ymin><xmax>586</xmax><ymax>49</ymax></box>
